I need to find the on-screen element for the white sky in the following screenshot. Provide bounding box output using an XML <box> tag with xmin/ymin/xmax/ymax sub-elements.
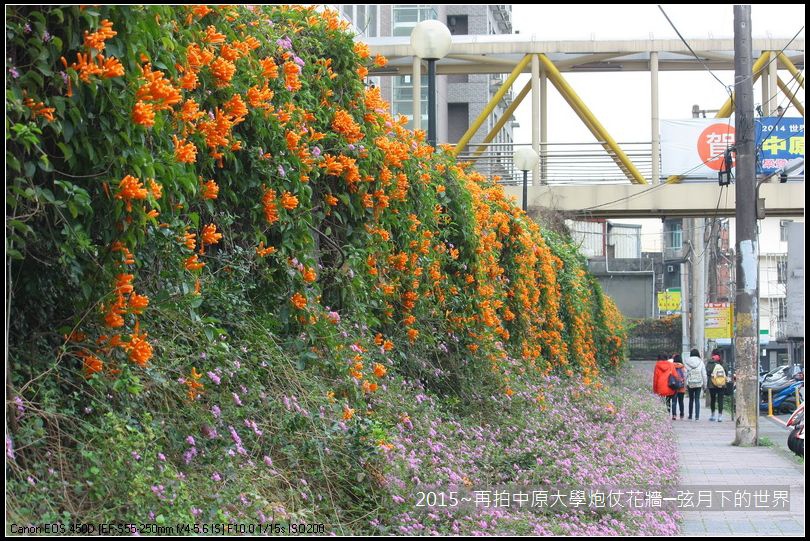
<box><xmin>509</xmin><ymin>4</ymin><xmax>806</xmax><ymax>250</ymax></box>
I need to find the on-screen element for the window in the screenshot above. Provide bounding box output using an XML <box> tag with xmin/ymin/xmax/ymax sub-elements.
<box><xmin>393</xmin><ymin>75</ymin><xmax>427</xmax><ymax>129</ymax></box>
<box><xmin>776</xmin><ymin>261</ymin><xmax>786</xmax><ymax>284</ymax></box>
<box><xmin>780</xmin><ymin>219</ymin><xmax>793</xmax><ymax>242</ymax></box>
<box><xmin>339</xmin><ymin>5</ymin><xmax>379</xmax><ymax>37</ymax></box>
<box><xmin>776</xmin><ymin>297</ymin><xmax>787</xmax><ymax>321</ymax></box>
<box><xmin>666</xmin><ymin>221</ymin><xmax>683</xmax><ymax>249</ymax></box>
<box><xmin>393</xmin><ymin>5</ymin><xmax>437</xmax><ymax>36</ymax></box>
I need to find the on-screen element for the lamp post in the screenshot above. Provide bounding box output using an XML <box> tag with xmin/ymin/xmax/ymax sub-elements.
<box><xmin>514</xmin><ymin>147</ymin><xmax>539</xmax><ymax>212</ymax></box>
<box><xmin>410</xmin><ymin>20</ymin><xmax>451</xmax><ymax>147</ymax></box>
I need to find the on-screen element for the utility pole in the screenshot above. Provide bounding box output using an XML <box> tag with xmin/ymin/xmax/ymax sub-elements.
<box><xmin>692</xmin><ymin>218</ymin><xmax>706</xmax><ymax>356</ymax></box>
<box><xmin>732</xmin><ymin>5</ymin><xmax>758</xmax><ymax>446</ymax></box>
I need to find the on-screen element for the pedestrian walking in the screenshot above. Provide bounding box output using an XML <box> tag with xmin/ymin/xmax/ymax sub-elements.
<box><xmin>706</xmin><ymin>349</ymin><xmax>728</xmax><ymax>422</ymax></box>
<box><xmin>671</xmin><ymin>354</ymin><xmax>686</xmax><ymax>420</ymax></box>
<box><xmin>653</xmin><ymin>353</ymin><xmax>676</xmax><ymax>412</ymax></box>
<box><xmin>684</xmin><ymin>348</ymin><xmax>707</xmax><ymax>421</ymax></box>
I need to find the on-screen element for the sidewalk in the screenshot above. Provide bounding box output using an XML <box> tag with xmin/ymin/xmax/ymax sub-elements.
<box><xmin>633</xmin><ymin>360</ymin><xmax>804</xmax><ymax>535</ymax></box>
<box><xmin>674</xmin><ymin>415</ymin><xmax>804</xmax><ymax>535</ymax></box>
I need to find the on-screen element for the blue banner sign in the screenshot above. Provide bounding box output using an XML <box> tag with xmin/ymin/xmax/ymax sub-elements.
<box><xmin>755</xmin><ymin>117</ymin><xmax>804</xmax><ymax>174</ymax></box>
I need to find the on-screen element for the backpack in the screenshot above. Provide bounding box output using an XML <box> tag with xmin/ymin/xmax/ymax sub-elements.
<box><xmin>686</xmin><ymin>365</ymin><xmax>703</xmax><ymax>388</ymax></box>
<box><xmin>668</xmin><ymin>367</ymin><xmax>685</xmax><ymax>391</ymax></box>
<box><xmin>711</xmin><ymin>364</ymin><xmax>727</xmax><ymax>387</ymax></box>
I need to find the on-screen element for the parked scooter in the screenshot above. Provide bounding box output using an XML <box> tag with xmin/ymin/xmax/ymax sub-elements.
<box><xmin>785</xmin><ymin>403</ymin><xmax>804</xmax><ymax>457</ymax></box>
<box><xmin>760</xmin><ymin>373</ymin><xmax>804</xmax><ymax>414</ymax></box>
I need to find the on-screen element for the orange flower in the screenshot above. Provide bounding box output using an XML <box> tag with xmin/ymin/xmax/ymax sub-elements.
<box><xmin>291</xmin><ymin>292</ymin><xmax>307</xmax><ymax>310</ymax></box>
<box><xmin>24</xmin><ymin>97</ymin><xmax>56</xmax><ymax>122</ymax></box>
<box><xmin>201</xmin><ymin>223</ymin><xmax>222</xmax><ymax>246</ymax></box>
<box><xmin>181</xmin><ymin>230</ymin><xmax>196</xmax><ymax>251</ymax></box>
<box><xmin>172</xmin><ymin>135</ymin><xmax>197</xmax><ymax>163</ymax></box>
<box><xmin>280</xmin><ymin>191</ymin><xmax>299</xmax><ymax>211</ymax></box>
<box><xmin>354</xmin><ymin>41</ymin><xmax>370</xmax><ymax>59</ymax></box>
<box><xmin>373</xmin><ymin>363</ymin><xmax>387</xmax><ymax>378</ymax></box>
<box><xmin>147</xmin><ymin>179</ymin><xmax>162</xmax><ymax>199</ymax></box>
<box><xmin>362</xmin><ymin>380</ymin><xmax>379</xmax><ymax>393</ymax></box>
<box><xmin>302</xmin><ymin>267</ymin><xmax>317</xmax><ymax>283</ymax></box>
<box><xmin>179</xmin><ymin>70</ymin><xmax>199</xmax><ymax>90</ymax></box>
<box><xmin>324</xmin><ymin>194</ymin><xmax>338</xmax><ymax>206</ymax></box>
<box><xmin>185</xmin><ymin>254</ymin><xmax>205</xmax><ymax>271</ymax></box>
<box><xmin>128</xmin><ymin>292</ymin><xmax>149</xmax><ymax>314</ymax></box>
<box><xmin>260</xmin><ymin>57</ymin><xmax>279</xmax><ymax>79</ymax></box>
<box><xmin>211</xmin><ymin>57</ymin><xmax>236</xmax><ymax>87</ymax></box>
<box><xmin>342</xmin><ymin>406</ymin><xmax>355</xmax><ymax>421</ymax></box>
<box><xmin>374</xmin><ymin>54</ymin><xmax>388</xmax><ymax>67</ymax></box>
<box><xmin>115</xmin><ymin>273</ymin><xmax>135</xmax><ymax>295</ymax></box>
<box><xmin>201</xmin><ymin>179</ymin><xmax>219</xmax><ymax>199</ymax></box>
<box><xmin>115</xmin><ymin>175</ymin><xmax>149</xmax><ymax>212</ymax></box>
<box><xmin>332</xmin><ymin>109</ymin><xmax>363</xmax><ymax>144</ymax></box>
<box><xmin>407</xmin><ymin>328</ymin><xmax>419</xmax><ymax>342</ymax></box>
<box><xmin>262</xmin><ymin>188</ymin><xmax>279</xmax><ymax>224</ymax></box>
<box><xmin>83</xmin><ymin>19</ymin><xmax>117</xmax><ymax>51</ymax></box>
<box><xmin>283</xmin><ymin>61</ymin><xmax>301</xmax><ymax>91</ymax></box>
<box><xmin>203</xmin><ymin>25</ymin><xmax>226</xmax><ymax>44</ymax></box>
<box><xmin>256</xmin><ymin>242</ymin><xmax>276</xmax><ymax>257</ymax></box>
<box><xmin>81</xmin><ymin>352</ymin><xmax>104</xmax><ymax>377</ymax></box>
<box><xmin>132</xmin><ymin>100</ymin><xmax>155</xmax><ymax>128</ymax></box>
<box><xmin>125</xmin><ymin>325</ymin><xmax>153</xmax><ymax>367</ymax></box>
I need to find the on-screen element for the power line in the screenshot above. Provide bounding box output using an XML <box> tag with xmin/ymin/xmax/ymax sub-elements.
<box><xmin>657</xmin><ymin>5</ymin><xmax>733</xmax><ymax>96</ymax></box>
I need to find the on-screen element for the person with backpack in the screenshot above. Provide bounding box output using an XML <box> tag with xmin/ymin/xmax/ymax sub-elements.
<box><xmin>670</xmin><ymin>354</ymin><xmax>686</xmax><ymax>420</ymax></box>
<box><xmin>684</xmin><ymin>348</ymin><xmax>708</xmax><ymax>421</ymax></box>
<box><xmin>653</xmin><ymin>353</ymin><xmax>676</xmax><ymax>411</ymax></box>
<box><xmin>706</xmin><ymin>349</ymin><xmax>728</xmax><ymax>422</ymax></box>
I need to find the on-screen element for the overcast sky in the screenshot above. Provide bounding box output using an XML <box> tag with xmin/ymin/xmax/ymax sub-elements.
<box><xmin>508</xmin><ymin>4</ymin><xmax>805</xmax><ymax>249</ymax></box>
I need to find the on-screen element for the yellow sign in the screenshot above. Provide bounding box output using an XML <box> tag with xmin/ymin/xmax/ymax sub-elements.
<box><xmin>705</xmin><ymin>302</ymin><xmax>733</xmax><ymax>339</ymax></box>
<box><xmin>657</xmin><ymin>290</ymin><xmax>681</xmax><ymax>313</ymax></box>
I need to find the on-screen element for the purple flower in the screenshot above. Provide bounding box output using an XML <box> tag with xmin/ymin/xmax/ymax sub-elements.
<box><xmin>185</xmin><ymin>435</ymin><xmax>196</xmax><ymax>446</ymax></box>
<box><xmin>278</xmin><ymin>164</ymin><xmax>286</xmax><ymax>177</ymax></box>
<box><xmin>311</xmin><ymin>146</ymin><xmax>321</xmax><ymax>158</ymax></box>
<box><xmin>211</xmin><ymin>404</ymin><xmax>221</xmax><ymax>418</ymax></box>
<box><xmin>6</xmin><ymin>435</ymin><xmax>15</xmax><ymax>460</ymax></box>
<box><xmin>327</xmin><ymin>311</ymin><xmax>340</xmax><ymax>324</ymax></box>
<box><xmin>8</xmin><ymin>67</ymin><xmax>20</xmax><ymax>79</ymax></box>
<box><xmin>183</xmin><ymin>447</ymin><xmax>197</xmax><ymax>464</ymax></box>
<box><xmin>42</xmin><ymin>30</ymin><xmax>51</xmax><ymax>42</ymax></box>
<box><xmin>191</xmin><ymin>507</ymin><xmax>202</xmax><ymax>518</ymax></box>
<box><xmin>293</xmin><ymin>56</ymin><xmax>305</xmax><ymax>67</ymax></box>
<box><xmin>232</xmin><ymin>393</ymin><xmax>242</xmax><ymax>406</ymax></box>
<box><xmin>200</xmin><ymin>352</ymin><xmax>207</xmax><ymax>359</ymax></box>
<box><xmin>263</xmin><ymin>455</ymin><xmax>273</xmax><ymax>467</ymax></box>
<box><xmin>276</xmin><ymin>36</ymin><xmax>292</xmax><ymax>50</ymax></box>
<box><xmin>212</xmin><ymin>472</ymin><xmax>222</xmax><ymax>482</ymax></box>
<box><xmin>131</xmin><ymin>451</ymin><xmax>142</xmax><ymax>461</ymax></box>
<box><xmin>207</xmin><ymin>371</ymin><xmax>221</xmax><ymax>385</ymax></box>
<box><xmin>27</xmin><ymin>476</ymin><xmax>36</xmax><ymax>486</ymax></box>
<box><xmin>157</xmin><ymin>453</ymin><xmax>166</xmax><ymax>462</ymax></box>
<box><xmin>23</xmin><ymin>23</ymin><xmax>31</xmax><ymax>33</ymax></box>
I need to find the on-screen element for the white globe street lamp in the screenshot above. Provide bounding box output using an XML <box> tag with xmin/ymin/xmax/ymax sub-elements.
<box><xmin>514</xmin><ymin>147</ymin><xmax>539</xmax><ymax>211</ymax></box>
<box><xmin>410</xmin><ymin>20</ymin><xmax>452</xmax><ymax>146</ymax></box>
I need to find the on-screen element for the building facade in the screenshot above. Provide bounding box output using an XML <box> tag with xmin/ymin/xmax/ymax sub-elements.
<box><xmin>334</xmin><ymin>5</ymin><xmax>515</xmax><ymax>151</ymax></box>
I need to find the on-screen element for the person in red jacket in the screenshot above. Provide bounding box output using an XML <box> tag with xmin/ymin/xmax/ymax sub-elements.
<box><xmin>653</xmin><ymin>353</ymin><xmax>676</xmax><ymax>411</ymax></box>
<box><xmin>670</xmin><ymin>354</ymin><xmax>687</xmax><ymax>420</ymax></box>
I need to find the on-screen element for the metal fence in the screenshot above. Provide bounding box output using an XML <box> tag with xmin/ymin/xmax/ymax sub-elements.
<box><xmin>455</xmin><ymin>142</ymin><xmax>655</xmax><ymax>185</ymax></box>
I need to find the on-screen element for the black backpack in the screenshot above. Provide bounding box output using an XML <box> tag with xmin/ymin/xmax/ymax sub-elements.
<box><xmin>668</xmin><ymin>367</ymin><xmax>685</xmax><ymax>390</ymax></box>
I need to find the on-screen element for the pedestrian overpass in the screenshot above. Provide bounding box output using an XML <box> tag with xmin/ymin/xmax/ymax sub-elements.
<box><xmin>367</xmin><ymin>35</ymin><xmax>805</xmax><ymax>218</ymax></box>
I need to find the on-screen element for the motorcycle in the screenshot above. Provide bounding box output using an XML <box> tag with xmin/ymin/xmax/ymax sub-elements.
<box><xmin>785</xmin><ymin>403</ymin><xmax>804</xmax><ymax>457</ymax></box>
<box><xmin>759</xmin><ymin>374</ymin><xmax>803</xmax><ymax>414</ymax></box>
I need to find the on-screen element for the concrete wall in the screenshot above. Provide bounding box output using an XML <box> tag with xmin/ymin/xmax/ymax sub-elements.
<box><xmin>594</xmin><ymin>273</ymin><xmax>655</xmax><ymax>320</ymax></box>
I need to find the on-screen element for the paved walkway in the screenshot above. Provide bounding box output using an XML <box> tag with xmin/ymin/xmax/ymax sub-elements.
<box><xmin>633</xmin><ymin>361</ymin><xmax>805</xmax><ymax>535</ymax></box>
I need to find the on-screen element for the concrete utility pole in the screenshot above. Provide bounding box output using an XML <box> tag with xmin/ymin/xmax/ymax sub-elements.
<box><xmin>732</xmin><ymin>5</ymin><xmax>759</xmax><ymax>446</ymax></box>
<box><xmin>691</xmin><ymin>218</ymin><xmax>706</xmax><ymax>356</ymax></box>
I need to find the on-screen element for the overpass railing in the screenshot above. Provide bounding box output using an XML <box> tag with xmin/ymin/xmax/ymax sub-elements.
<box><xmin>456</xmin><ymin>142</ymin><xmax>654</xmax><ymax>184</ymax></box>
